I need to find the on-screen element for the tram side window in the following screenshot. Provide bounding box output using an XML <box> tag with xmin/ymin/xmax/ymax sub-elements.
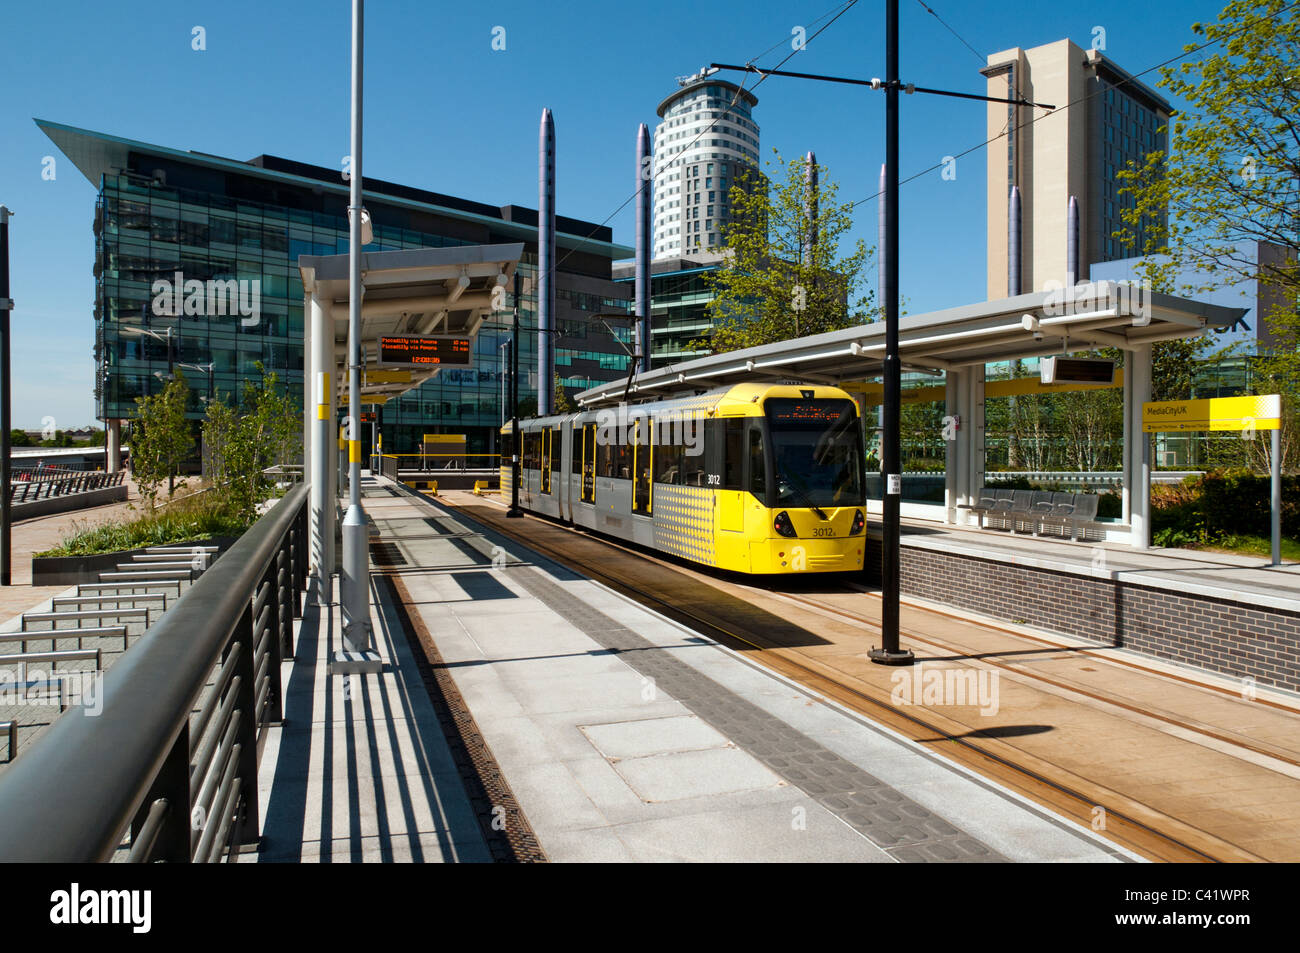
<box><xmin>571</xmin><ymin>423</ymin><xmax>582</xmax><ymax>474</ymax></box>
<box><xmin>654</xmin><ymin>421</ymin><xmax>683</xmax><ymax>485</ymax></box>
<box><xmin>614</xmin><ymin>441</ymin><xmax>631</xmax><ymax>479</ymax></box>
<box><xmin>598</xmin><ymin>439</ymin><xmax>615</xmax><ymax>478</ymax></box>
<box><xmin>748</xmin><ymin>425</ymin><xmax>767</xmax><ymax>497</ymax></box>
<box><xmin>722</xmin><ymin>418</ymin><xmax>744</xmax><ymax>490</ymax></box>
<box><xmin>549</xmin><ymin>427</ymin><xmax>560</xmax><ymax>473</ymax></box>
<box><xmin>521</xmin><ymin>431</ymin><xmax>531</xmax><ymax>469</ymax></box>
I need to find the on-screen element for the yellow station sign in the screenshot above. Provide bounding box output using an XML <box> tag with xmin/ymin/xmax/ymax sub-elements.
<box><xmin>1142</xmin><ymin>394</ymin><xmax>1281</xmax><ymax>433</ymax></box>
<box><xmin>339</xmin><ymin>392</ymin><xmax>390</xmax><ymax>406</ymax></box>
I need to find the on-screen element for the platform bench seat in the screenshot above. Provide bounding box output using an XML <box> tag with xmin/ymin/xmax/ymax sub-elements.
<box><xmin>960</xmin><ymin>487</ymin><xmax>1103</xmax><ymax>540</ymax></box>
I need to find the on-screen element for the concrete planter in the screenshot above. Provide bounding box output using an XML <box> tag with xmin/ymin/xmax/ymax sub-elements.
<box><xmin>31</xmin><ymin>535</ymin><xmax>240</xmax><ymax>587</ymax></box>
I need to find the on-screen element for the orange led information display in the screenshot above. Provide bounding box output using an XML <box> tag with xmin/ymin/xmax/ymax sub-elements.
<box><xmin>765</xmin><ymin>398</ymin><xmax>857</xmax><ymax>423</ymax></box>
<box><xmin>379</xmin><ymin>335</ymin><xmax>473</xmax><ymax>367</ymax></box>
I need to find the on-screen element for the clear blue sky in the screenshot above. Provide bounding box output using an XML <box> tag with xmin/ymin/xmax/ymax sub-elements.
<box><xmin>0</xmin><ymin>0</ymin><xmax>1228</xmax><ymax>428</ymax></box>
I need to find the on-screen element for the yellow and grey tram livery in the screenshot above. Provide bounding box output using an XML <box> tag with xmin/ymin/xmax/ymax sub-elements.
<box><xmin>501</xmin><ymin>383</ymin><xmax>866</xmax><ymax>575</ymax></box>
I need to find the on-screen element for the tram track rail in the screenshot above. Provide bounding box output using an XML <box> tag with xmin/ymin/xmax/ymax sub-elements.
<box><xmin>436</xmin><ymin>490</ymin><xmax>1296</xmax><ymax>863</ymax></box>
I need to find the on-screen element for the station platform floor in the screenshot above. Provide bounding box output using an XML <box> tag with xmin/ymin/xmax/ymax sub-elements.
<box><xmin>254</xmin><ymin>475</ymin><xmax>1139</xmax><ymax>863</ymax></box>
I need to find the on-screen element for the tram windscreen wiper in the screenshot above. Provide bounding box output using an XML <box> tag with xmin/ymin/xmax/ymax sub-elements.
<box><xmin>777</xmin><ymin>464</ymin><xmax>829</xmax><ymax>521</ymax></box>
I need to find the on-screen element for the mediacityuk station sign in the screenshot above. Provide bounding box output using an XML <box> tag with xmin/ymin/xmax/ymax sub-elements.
<box><xmin>1142</xmin><ymin>394</ymin><xmax>1281</xmax><ymax>433</ymax></box>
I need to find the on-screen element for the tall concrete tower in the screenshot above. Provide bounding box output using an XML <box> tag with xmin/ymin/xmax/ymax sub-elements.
<box><xmin>982</xmin><ymin>39</ymin><xmax>1171</xmax><ymax>299</ymax></box>
<box><xmin>651</xmin><ymin>71</ymin><xmax>759</xmax><ymax>259</ymax></box>
<box><xmin>538</xmin><ymin>108</ymin><xmax>556</xmax><ymax>415</ymax></box>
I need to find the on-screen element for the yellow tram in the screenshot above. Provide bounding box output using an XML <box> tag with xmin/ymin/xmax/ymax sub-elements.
<box><xmin>501</xmin><ymin>383</ymin><xmax>866</xmax><ymax>575</ymax></box>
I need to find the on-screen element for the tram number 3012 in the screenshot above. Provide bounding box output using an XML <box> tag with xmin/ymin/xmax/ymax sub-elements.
<box><xmin>812</xmin><ymin>527</ymin><xmax>834</xmax><ymax>537</ymax></box>
<box><xmin>706</xmin><ymin>474</ymin><xmax>721</xmax><ymax>485</ymax></box>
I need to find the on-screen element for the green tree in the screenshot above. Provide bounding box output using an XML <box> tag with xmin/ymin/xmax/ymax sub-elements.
<box><xmin>554</xmin><ymin>372</ymin><xmax>575</xmax><ymax>414</ymax></box>
<box><xmin>131</xmin><ymin>372</ymin><xmax>194</xmax><ymax>506</ymax></box>
<box><xmin>1116</xmin><ymin>0</ymin><xmax>1300</xmax><ymax>467</ymax></box>
<box><xmin>40</xmin><ymin>430</ymin><xmax>75</xmax><ymax>448</ymax></box>
<box><xmin>9</xmin><ymin>429</ymin><xmax>31</xmax><ymax>447</ymax></box>
<box><xmin>705</xmin><ymin>151</ymin><xmax>877</xmax><ymax>353</ymax></box>
<box><xmin>202</xmin><ymin>364</ymin><xmax>299</xmax><ymax>522</ymax></box>
<box><xmin>1151</xmin><ymin>337</ymin><xmax>1203</xmax><ymax>403</ymax></box>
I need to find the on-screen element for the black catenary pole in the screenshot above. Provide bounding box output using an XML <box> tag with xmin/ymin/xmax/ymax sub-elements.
<box><xmin>869</xmin><ymin>0</ymin><xmax>913</xmax><ymax>665</ymax></box>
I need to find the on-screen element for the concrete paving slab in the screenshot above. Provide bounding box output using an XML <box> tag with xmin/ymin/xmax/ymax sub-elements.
<box><xmin>608</xmin><ymin>800</ymin><xmax>891</xmax><ymax>863</ymax></box>
<box><xmin>608</xmin><ymin>745</ymin><xmax>784</xmax><ymax>802</ymax></box>
<box><xmin>581</xmin><ymin>714</ymin><xmax>729</xmax><ymax>760</ymax></box>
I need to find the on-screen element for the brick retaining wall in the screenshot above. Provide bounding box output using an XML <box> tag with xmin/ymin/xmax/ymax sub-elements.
<box><xmin>867</xmin><ymin>538</ymin><xmax>1300</xmax><ymax>693</ymax></box>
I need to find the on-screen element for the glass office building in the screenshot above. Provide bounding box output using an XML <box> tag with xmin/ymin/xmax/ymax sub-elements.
<box><xmin>612</xmin><ymin>255</ymin><xmax>722</xmax><ymax>367</ymax></box>
<box><xmin>40</xmin><ymin>120</ymin><xmax>633</xmax><ymax>454</ymax></box>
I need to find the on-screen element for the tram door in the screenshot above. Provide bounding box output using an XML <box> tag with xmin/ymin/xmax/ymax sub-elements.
<box><xmin>581</xmin><ymin>423</ymin><xmax>596</xmax><ymax>503</ymax></box>
<box><xmin>718</xmin><ymin>418</ymin><xmax>745</xmax><ymax>532</ymax></box>
<box><xmin>632</xmin><ymin>419</ymin><xmax>652</xmax><ymax>515</ymax></box>
<box><xmin>541</xmin><ymin>428</ymin><xmax>551</xmax><ymax>494</ymax></box>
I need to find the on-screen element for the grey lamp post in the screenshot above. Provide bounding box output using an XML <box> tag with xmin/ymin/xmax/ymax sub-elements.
<box><xmin>336</xmin><ymin>0</ymin><xmax>380</xmax><ymax>673</ymax></box>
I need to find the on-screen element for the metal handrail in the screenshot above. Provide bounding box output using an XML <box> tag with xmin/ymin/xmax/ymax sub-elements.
<box><xmin>377</xmin><ymin>454</ymin><xmax>399</xmax><ymax>482</ymax></box>
<box><xmin>9</xmin><ymin>469</ymin><xmax>125</xmax><ymax>503</ymax></box>
<box><xmin>0</xmin><ymin>482</ymin><xmax>308</xmax><ymax>862</ymax></box>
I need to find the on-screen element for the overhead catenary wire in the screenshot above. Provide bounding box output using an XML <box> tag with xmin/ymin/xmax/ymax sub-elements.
<box><xmin>538</xmin><ymin>0</ymin><xmax>862</xmax><ymax>296</ymax></box>
<box><xmin>913</xmin><ymin>0</ymin><xmax>986</xmax><ymax>65</ymax></box>
<box><xmin>849</xmin><ymin>0</ymin><xmax>1300</xmax><ymax>212</ymax></box>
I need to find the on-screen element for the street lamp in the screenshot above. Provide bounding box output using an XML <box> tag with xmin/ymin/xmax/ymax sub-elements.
<box><xmin>336</xmin><ymin>0</ymin><xmax>379</xmax><ymax>670</ymax></box>
<box><xmin>121</xmin><ymin>324</ymin><xmax>177</xmax><ymax>379</ymax></box>
<box><xmin>176</xmin><ymin>361</ymin><xmax>215</xmax><ymax>402</ymax></box>
<box><xmin>506</xmin><ymin>271</ymin><xmax>523</xmax><ymax>518</ymax></box>
<box><xmin>498</xmin><ymin>338</ymin><xmax>511</xmax><ymax>428</ymax></box>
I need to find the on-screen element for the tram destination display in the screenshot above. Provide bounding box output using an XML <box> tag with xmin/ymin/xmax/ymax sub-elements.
<box><xmin>379</xmin><ymin>335</ymin><xmax>473</xmax><ymax>368</ymax></box>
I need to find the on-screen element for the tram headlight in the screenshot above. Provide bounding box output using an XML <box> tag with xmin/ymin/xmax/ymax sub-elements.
<box><xmin>774</xmin><ymin>511</ymin><xmax>798</xmax><ymax>538</ymax></box>
<box><xmin>850</xmin><ymin>509</ymin><xmax>865</xmax><ymax>535</ymax></box>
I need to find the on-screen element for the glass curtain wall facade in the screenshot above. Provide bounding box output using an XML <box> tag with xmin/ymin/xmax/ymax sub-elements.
<box><xmin>71</xmin><ymin>124</ymin><xmax>633</xmax><ymax>457</ymax></box>
<box><xmin>613</xmin><ymin>259</ymin><xmax>720</xmax><ymax>367</ymax></box>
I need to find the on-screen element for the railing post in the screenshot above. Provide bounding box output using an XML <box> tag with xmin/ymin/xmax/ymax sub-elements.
<box><xmin>269</xmin><ymin>549</ymin><xmax>288</xmax><ymax>722</ymax></box>
<box><xmin>129</xmin><ymin>722</ymin><xmax>191</xmax><ymax>862</ymax></box>
<box><xmin>230</xmin><ymin>600</ymin><xmax>261</xmax><ymax>850</ymax></box>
